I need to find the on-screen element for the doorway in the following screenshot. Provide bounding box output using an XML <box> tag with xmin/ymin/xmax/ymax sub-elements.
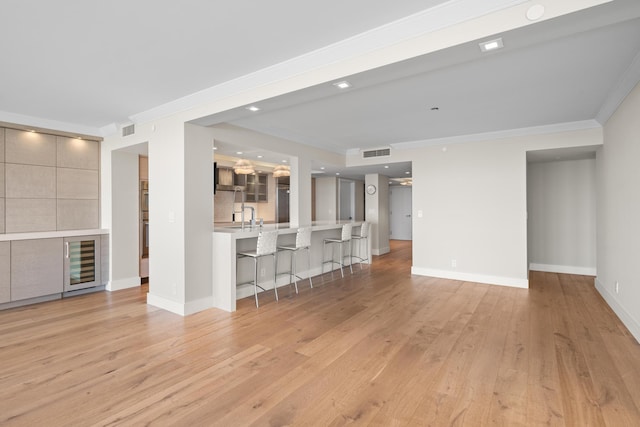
<box><xmin>338</xmin><ymin>179</ymin><xmax>355</xmax><ymax>221</ymax></box>
<box><xmin>390</xmin><ymin>186</ymin><xmax>412</xmax><ymax>240</ymax></box>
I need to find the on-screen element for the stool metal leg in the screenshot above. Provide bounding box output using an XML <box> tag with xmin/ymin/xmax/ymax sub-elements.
<box><xmin>348</xmin><ymin>240</ymin><xmax>353</xmax><ymax>274</ymax></box>
<box><xmin>254</xmin><ymin>257</ymin><xmax>259</xmax><ymax>308</ymax></box>
<box><xmin>306</xmin><ymin>247</ymin><xmax>313</xmax><ymax>288</ymax></box>
<box><xmin>338</xmin><ymin>242</ymin><xmax>344</xmax><ymax>278</ymax></box>
<box><xmin>292</xmin><ymin>250</ymin><xmax>299</xmax><ymax>294</ymax></box>
<box><xmin>273</xmin><ymin>253</ymin><xmax>279</xmax><ymax>301</ymax></box>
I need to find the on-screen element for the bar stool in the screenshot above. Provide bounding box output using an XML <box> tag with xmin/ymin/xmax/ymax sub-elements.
<box><xmin>237</xmin><ymin>230</ymin><xmax>279</xmax><ymax>308</ymax></box>
<box><xmin>351</xmin><ymin>222</ymin><xmax>370</xmax><ymax>269</ymax></box>
<box><xmin>277</xmin><ymin>227</ymin><xmax>313</xmax><ymax>294</ymax></box>
<box><xmin>322</xmin><ymin>223</ymin><xmax>353</xmax><ymax>279</ymax></box>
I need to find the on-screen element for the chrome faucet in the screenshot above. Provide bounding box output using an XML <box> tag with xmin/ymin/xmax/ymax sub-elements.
<box><xmin>231</xmin><ymin>187</ymin><xmax>256</xmax><ymax>229</ymax></box>
<box><xmin>244</xmin><ymin>206</ymin><xmax>256</xmax><ymax>227</ymax></box>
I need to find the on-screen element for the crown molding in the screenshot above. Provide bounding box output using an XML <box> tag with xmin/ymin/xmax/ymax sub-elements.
<box><xmin>0</xmin><ymin>110</ymin><xmax>102</xmax><ymax>139</ymax></box>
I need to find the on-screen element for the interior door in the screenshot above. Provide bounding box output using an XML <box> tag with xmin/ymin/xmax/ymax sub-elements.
<box><xmin>390</xmin><ymin>186</ymin><xmax>412</xmax><ymax>240</ymax></box>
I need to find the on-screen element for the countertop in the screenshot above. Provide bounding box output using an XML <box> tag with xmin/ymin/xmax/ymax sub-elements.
<box><xmin>213</xmin><ymin>220</ymin><xmax>364</xmax><ymax>238</ymax></box>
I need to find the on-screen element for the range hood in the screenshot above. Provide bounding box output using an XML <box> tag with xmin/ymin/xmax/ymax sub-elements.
<box><xmin>215</xmin><ymin>166</ymin><xmax>237</xmax><ymax>191</ymax></box>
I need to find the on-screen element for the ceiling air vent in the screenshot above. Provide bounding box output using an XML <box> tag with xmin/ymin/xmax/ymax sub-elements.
<box><xmin>362</xmin><ymin>148</ymin><xmax>390</xmax><ymax>158</ymax></box>
<box><xmin>122</xmin><ymin>124</ymin><xmax>135</xmax><ymax>137</ymax></box>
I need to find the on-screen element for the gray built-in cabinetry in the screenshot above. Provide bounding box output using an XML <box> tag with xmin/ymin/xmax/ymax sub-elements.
<box><xmin>1</xmin><ymin>128</ymin><xmax>99</xmax><ymax>233</ymax></box>
<box><xmin>11</xmin><ymin>238</ymin><xmax>63</xmax><ymax>301</ymax></box>
<box><xmin>0</xmin><ymin>126</ymin><xmax>105</xmax><ymax>309</ymax></box>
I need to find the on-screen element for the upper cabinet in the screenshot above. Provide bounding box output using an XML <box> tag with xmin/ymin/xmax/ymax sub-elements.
<box><xmin>57</xmin><ymin>136</ymin><xmax>99</xmax><ymax>170</ymax></box>
<box><xmin>234</xmin><ymin>172</ymin><xmax>268</xmax><ymax>202</ymax></box>
<box><xmin>1</xmin><ymin>127</ymin><xmax>101</xmax><ymax>234</ymax></box>
<box><xmin>5</xmin><ymin>129</ymin><xmax>56</xmax><ymax>166</ymax></box>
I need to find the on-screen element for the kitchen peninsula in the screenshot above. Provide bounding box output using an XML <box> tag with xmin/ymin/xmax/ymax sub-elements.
<box><xmin>213</xmin><ymin>221</ymin><xmax>369</xmax><ymax>311</ymax></box>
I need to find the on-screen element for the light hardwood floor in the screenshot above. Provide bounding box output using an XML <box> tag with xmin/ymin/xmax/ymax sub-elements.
<box><xmin>1</xmin><ymin>240</ymin><xmax>639</xmax><ymax>426</ymax></box>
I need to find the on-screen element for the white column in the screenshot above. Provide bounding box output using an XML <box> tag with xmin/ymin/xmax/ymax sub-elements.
<box><xmin>290</xmin><ymin>157</ymin><xmax>312</xmax><ymax>227</ymax></box>
<box><xmin>146</xmin><ymin>120</ymin><xmax>214</xmax><ymax>315</ymax></box>
<box><xmin>365</xmin><ymin>174</ymin><xmax>390</xmax><ymax>255</ymax></box>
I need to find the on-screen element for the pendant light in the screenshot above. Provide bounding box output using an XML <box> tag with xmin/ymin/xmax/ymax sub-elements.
<box><xmin>233</xmin><ymin>159</ymin><xmax>255</xmax><ymax>175</ymax></box>
<box><xmin>272</xmin><ymin>165</ymin><xmax>290</xmax><ymax>178</ymax></box>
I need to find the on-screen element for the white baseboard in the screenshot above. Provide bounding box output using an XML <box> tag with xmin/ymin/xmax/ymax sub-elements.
<box><xmin>107</xmin><ymin>277</ymin><xmax>141</xmax><ymax>291</ymax></box>
<box><xmin>595</xmin><ymin>278</ymin><xmax>640</xmax><ymax>344</ymax></box>
<box><xmin>146</xmin><ymin>292</ymin><xmax>214</xmax><ymax>316</ymax></box>
<box><xmin>411</xmin><ymin>267</ymin><xmax>529</xmax><ymax>289</ymax></box>
<box><xmin>529</xmin><ymin>263</ymin><xmax>596</xmax><ymax>276</ymax></box>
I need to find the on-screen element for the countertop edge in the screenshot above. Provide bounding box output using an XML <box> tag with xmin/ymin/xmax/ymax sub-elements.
<box><xmin>0</xmin><ymin>229</ymin><xmax>110</xmax><ymax>242</ymax></box>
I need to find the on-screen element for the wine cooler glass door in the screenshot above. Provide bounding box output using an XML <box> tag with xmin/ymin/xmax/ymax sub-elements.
<box><xmin>64</xmin><ymin>236</ymin><xmax>101</xmax><ymax>292</ymax></box>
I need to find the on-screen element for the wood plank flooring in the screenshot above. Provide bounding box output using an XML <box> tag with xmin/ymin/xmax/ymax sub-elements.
<box><xmin>1</xmin><ymin>240</ymin><xmax>639</xmax><ymax>426</ymax></box>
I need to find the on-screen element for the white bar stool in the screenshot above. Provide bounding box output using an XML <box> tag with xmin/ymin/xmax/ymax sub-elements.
<box><xmin>237</xmin><ymin>230</ymin><xmax>279</xmax><ymax>307</ymax></box>
<box><xmin>322</xmin><ymin>223</ymin><xmax>353</xmax><ymax>279</ymax></box>
<box><xmin>351</xmin><ymin>222</ymin><xmax>370</xmax><ymax>269</ymax></box>
<box><xmin>277</xmin><ymin>227</ymin><xmax>313</xmax><ymax>294</ymax></box>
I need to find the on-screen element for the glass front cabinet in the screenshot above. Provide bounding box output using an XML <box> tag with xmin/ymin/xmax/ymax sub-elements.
<box><xmin>64</xmin><ymin>235</ymin><xmax>101</xmax><ymax>292</ymax></box>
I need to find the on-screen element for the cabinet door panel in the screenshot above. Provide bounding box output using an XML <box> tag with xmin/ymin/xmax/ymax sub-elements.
<box><xmin>5</xmin><ymin>129</ymin><xmax>56</xmax><ymax>166</ymax></box>
<box><xmin>56</xmin><ymin>137</ymin><xmax>99</xmax><ymax>170</ymax></box>
<box><xmin>11</xmin><ymin>238</ymin><xmax>63</xmax><ymax>301</ymax></box>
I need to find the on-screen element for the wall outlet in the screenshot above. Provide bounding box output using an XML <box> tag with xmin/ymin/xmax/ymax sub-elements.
<box><xmin>451</xmin><ymin>259</ymin><xmax>457</xmax><ymax>268</ymax></box>
<box><xmin>615</xmin><ymin>281</ymin><xmax>619</xmax><ymax>294</ymax></box>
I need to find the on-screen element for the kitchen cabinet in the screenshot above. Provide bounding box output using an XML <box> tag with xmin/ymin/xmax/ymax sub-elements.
<box><xmin>234</xmin><ymin>173</ymin><xmax>268</xmax><ymax>202</ymax></box>
<box><xmin>11</xmin><ymin>238</ymin><xmax>63</xmax><ymax>301</ymax></box>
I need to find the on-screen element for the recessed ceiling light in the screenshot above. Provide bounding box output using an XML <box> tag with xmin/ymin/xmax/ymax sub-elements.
<box><xmin>384</xmin><ymin>165</ymin><xmax>390</xmax><ymax>169</ymax></box>
<box><xmin>405</xmin><ymin>171</ymin><xmax>411</xmax><ymax>175</ymax></box>
<box><xmin>257</xmin><ymin>155</ymin><xmax>263</xmax><ymax>159</ymax></box>
<box><xmin>336</xmin><ymin>172</ymin><xmax>340</xmax><ymax>176</ymax></box>
<box><xmin>236</xmin><ymin>151</ymin><xmax>243</xmax><ymax>155</ymax></box>
<box><xmin>333</xmin><ymin>80</ymin><xmax>351</xmax><ymax>90</ymax></box>
<box><xmin>479</xmin><ymin>37</ymin><xmax>504</xmax><ymax>53</ymax></box>
<box><xmin>246</xmin><ymin>105</ymin><xmax>260</xmax><ymax>112</ymax></box>
<box><xmin>212</xmin><ymin>147</ymin><xmax>217</xmax><ymax>150</ymax></box>
<box><xmin>320</xmin><ymin>167</ymin><xmax>325</xmax><ymax>170</ymax></box>
<box><xmin>282</xmin><ymin>159</ymin><xmax>288</xmax><ymax>163</ymax></box>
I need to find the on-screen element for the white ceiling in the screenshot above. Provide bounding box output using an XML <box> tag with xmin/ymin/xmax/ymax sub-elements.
<box><xmin>0</xmin><ymin>0</ymin><xmax>447</xmax><ymax>131</ymax></box>
<box><xmin>2</xmin><ymin>1</ymin><xmax>640</xmax><ymax>180</ymax></box>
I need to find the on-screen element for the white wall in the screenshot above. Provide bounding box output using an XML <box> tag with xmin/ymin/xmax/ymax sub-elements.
<box><xmin>596</xmin><ymin>81</ymin><xmax>640</xmax><ymax>342</ymax></box>
<box><xmin>527</xmin><ymin>158</ymin><xmax>596</xmax><ymax>275</ymax></box>
<box><xmin>349</xmin><ymin>127</ymin><xmax>603</xmax><ymax>288</ymax></box>
<box><xmin>109</xmin><ymin>150</ymin><xmax>140</xmax><ymax>290</ymax></box>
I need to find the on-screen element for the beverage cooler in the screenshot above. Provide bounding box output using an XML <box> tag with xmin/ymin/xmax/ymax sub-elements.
<box><xmin>64</xmin><ymin>235</ymin><xmax>101</xmax><ymax>292</ymax></box>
